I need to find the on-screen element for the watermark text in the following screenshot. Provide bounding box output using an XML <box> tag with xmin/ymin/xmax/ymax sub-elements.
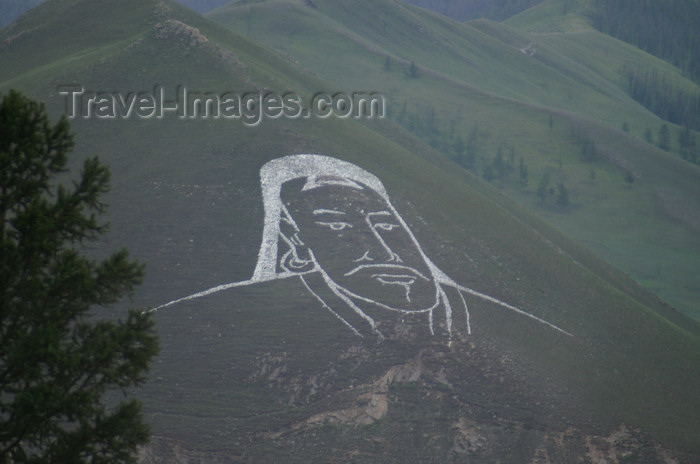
<box><xmin>57</xmin><ymin>85</ymin><xmax>385</xmax><ymax>126</ymax></box>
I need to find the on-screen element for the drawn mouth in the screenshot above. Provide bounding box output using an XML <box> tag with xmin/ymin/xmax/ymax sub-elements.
<box><xmin>340</xmin><ymin>264</ymin><xmax>434</xmax><ymax>305</ymax></box>
<box><xmin>372</xmin><ymin>273</ymin><xmax>417</xmax><ymax>286</ymax></box>
<box><xmin>343</xmin><ymin>264</ymin><xmax>430</xmax><ymax>282</ymax></box>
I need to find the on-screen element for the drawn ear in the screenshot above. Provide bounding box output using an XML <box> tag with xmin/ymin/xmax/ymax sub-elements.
<box><xmin>279</xmin><ymin>218</ymin><xmax>316</xmax><ymax>274</ymax></box>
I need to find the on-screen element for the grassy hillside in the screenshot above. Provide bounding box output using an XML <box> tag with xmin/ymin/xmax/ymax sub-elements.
<box><xmin>509</xmin><ymin>0</ymin><xmax>700</xmax><ymax>132</ymax></box>
<box><xmin>207</xmin><ymin>0</ymin><xmax>700</xmax><ymax>321</ymax></box>
<box><xmin>2</xmin><ymin>0</ymin><xmax>700</xmax><ymax>461</ymax></box>
<box><xmin>403</xmin><ymin>0</ymin><xmax>548</xmax><ymax>21</ymax></box>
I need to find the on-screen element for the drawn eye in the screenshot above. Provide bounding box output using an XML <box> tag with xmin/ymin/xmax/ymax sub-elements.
<box><xmin>374</xmin><ymin>222</ymin><xmax>399</xmax><ymax>232</ymax></box>
<box><xmin>316</xmin><ymin>221</ymin><xmax>352</xmax><ymax>231</ymax></box>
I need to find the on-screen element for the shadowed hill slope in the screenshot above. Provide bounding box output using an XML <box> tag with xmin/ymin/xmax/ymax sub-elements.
<box><xmin>2</xmin><ymin>0</ymin><xmax>700</xmax><ymax>461</ymax></box>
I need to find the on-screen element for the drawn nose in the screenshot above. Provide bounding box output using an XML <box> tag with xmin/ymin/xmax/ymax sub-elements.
<box><xmin>353</xmin><ymin>251</ymin><xmax>374</xmax><ymax>263</ymax></box>
<box><xmin>365</xmin><ymin>226</ymin><xmax>401</xmax><ymax>263</ymax></box>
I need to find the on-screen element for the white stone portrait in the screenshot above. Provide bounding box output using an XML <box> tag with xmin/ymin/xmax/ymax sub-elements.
<box><xmin>153</xmin><ymin>154</ymin><xmax>571</xmax><ymax>342</ymax></box>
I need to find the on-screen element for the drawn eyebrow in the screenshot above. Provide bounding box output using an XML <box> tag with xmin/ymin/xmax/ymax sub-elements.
<box><xmin>313</xmin><ymin>209</ymin><xmax>345</xmax><ymax>216</ymax></box>
<box><xmin>367</xmin><ymin>210</ymin><xmax>392</xmax><ymax>217</ymax></box>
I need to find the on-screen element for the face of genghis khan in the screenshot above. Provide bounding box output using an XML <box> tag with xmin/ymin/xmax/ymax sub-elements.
<box><xmin>281</xmin><ymin>177</ymin><xmax>440</xmax><ymax>313</ymax></box>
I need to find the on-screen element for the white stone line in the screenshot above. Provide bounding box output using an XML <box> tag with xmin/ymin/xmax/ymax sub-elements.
<box><xmin>456</xmin><ymin>288</ymin><xmax>472</xmax><ymax>335</ymax></box>
<box><xmin>452</xmin><ymin>283</ymin><xmax>573</xmax><ymax>337</ymax></box>
<box><xmin>300</xmin><ymin>275</ymin><xmax>364</xmax><ymax>338</ymax></box>
<box><xmin>146</xmin><ymin>274</ymin><xmax>293</xmax><ymax>313</ymax></box>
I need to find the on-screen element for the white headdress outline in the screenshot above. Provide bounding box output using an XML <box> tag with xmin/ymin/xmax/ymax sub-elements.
<box><xmin>252</xmin><ymin>154</ymin><xmax>453</xmax><ymax>286</ymax></box>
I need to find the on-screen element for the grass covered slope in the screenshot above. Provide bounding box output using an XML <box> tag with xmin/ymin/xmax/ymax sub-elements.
<box><xmin>208</xmin><ymin>0</ymin><xmax>700</xmax><ymax>320</ymax></box>
<box><xmin>2</xmin><ymin>0</ymin><xmax>700</xmax><ymax>461</ymax></box>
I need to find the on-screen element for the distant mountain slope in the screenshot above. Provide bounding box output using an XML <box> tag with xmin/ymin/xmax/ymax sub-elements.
<box><xmin>507</xmin><ymin>0</ymin><xmax>700</xmax><ymax>132</ymax></box>
<box><xmin>207</xmin><ymin>0</ymin><xmax>700</xmax><ymax>321</ymax></box>
<box><xmin>589</xmin><ymin>0</ymin><xmax>700</xmax><ymax>83</ymax></box>
<box><xmin>2</xmin><ymin>0</ymin><xmax>700</xmax><ymax>462</ymax></box>
<box><xmin>0</xmin><ymin>0</ymin><xmax>46</xmax><ymax>27</ymax></box>
<box><xmin>169</xmin><ymin>0</ymin><xmax>232</xmax><ymax>13</ymax></box>
<box><xmin>402</xmin><ymin>0</ymin><xmax>547</xmax><ymax>21</ymax></box>
<box><xmin>0</xmin><ymin>0</ymin><xmax>227</xmax><ymax>27</ymax></box>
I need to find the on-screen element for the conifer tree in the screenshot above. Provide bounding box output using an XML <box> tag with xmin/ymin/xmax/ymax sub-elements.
<box><xmin>383</xmin><ymin>56</ymin><xmax>392</xmax><ymax>71</ymax></box>
<box><xmin>0</xmin><ymin>90</ymin><xmax>159</xmax><ymax>463</ymax></box>
<box><xmin>555</xmin><ymin>182</ymin><xmax>570</xmax><ymax>207</ymax></box>
<box><xmin>463</xmin><ymin>121</ymin><xmax>479</xmax><ymax>169</ymax></box>
<box><xmin>518</xmin><ymin>157</ymin><xmax>529</xmax><ymax>188</ymax></box>
<box><xmin>644</xmin><ymin>127</ymin><xmax>653</xmax><ymax>143</ymax></box>
<box><xmin>408</xmin><ymin>61</ymin><xmax>419</xmax><ymax>78</ymax></box>
<box><xmin>537</xmin><ymin>172</ymin><xmax>551</xmax><ymax>203</ymax></box>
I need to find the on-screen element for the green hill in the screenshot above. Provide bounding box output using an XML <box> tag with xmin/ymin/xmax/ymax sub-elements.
<box><xmin>207</xmin><ymin>0</ymin><xmax>700</xmax><ymax>322</ymax></box>
<box><xmin>403</xmin><ymin>0</ymin><xmax>548</xmax><ymax>21</ymax></box>
<box><xmin>2</xmin><ymin>0</ymin><xmax>700</xmax><ymax>462</ymax></box>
